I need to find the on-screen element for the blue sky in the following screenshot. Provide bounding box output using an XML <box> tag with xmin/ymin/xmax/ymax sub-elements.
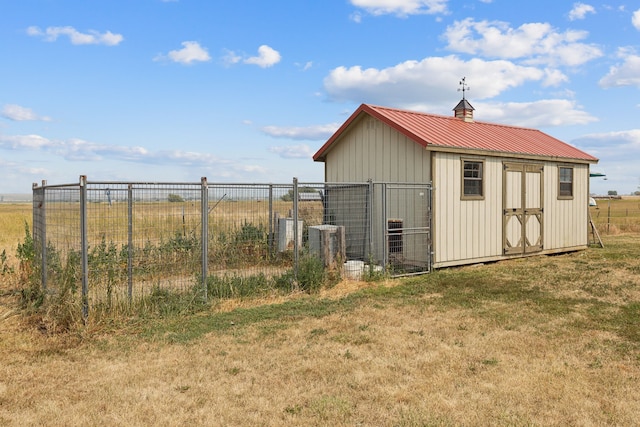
<box><xmin>1</xmin><ymin>0</ymin><xmax>639</xmax><ymax>195</ymax></box>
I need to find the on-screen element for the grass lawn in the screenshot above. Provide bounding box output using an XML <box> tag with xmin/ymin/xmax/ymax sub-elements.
<box><xmin>1</xmin><ymin>203</ymin><xmax>639</xmax><ymax>426</ymax></box>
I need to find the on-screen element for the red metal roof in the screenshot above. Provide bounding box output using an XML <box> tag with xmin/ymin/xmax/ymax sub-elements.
<box><xmin>313</xmin><ymin>104</ymin><xmax>598</xmax><ymax>163</ymax></box>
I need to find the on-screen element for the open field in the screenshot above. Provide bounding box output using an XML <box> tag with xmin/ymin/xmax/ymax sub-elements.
<box><xmin>0</xmin><ymin>203</ymin><xmax>32</xmax><ymax>267</ymax></box>
<box><xmin>1</xmin><ymin>202</ymin><xmax>640</xmax><ymax>425</ymax></box>
<box><xmin>590</xmin><ymin>195</ymin><xmax>640</xmax><ymax>234</ymax></box>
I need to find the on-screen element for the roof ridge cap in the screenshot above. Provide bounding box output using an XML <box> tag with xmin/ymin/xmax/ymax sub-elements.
<box><xmin>366</xmin><ymin>104</ymin><xmax>545</xmax><ymax>131</ymax></box>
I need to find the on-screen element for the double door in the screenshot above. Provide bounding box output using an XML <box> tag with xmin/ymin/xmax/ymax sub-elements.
<box><xmin>503</xmin><ymin>163</ymin><xmax>543</xmax><ymax>255</ymax></box>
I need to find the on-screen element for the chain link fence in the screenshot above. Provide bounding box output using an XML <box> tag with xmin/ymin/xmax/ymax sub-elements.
<box><xmin>32</xmin><ymin>176</ymin><xmax>432</xmax><ymax>317</ymax></box>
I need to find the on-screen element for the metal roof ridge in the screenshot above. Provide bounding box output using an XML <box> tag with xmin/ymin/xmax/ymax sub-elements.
<box><xmin>366</xmin><ymin>103</ymin><xmax>547</xmax><ymax>132</ymax></box>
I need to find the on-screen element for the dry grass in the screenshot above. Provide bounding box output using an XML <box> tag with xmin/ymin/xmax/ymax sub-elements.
<box><xmin>590</xmin><ymin>196</ymin><xmax>640</xmax><ymax>234</ymax></box>
<box><xmin>0</xmin><ymin>203</ymin><xmax>31</xmax><ymax>266</ymax></box>
<box><xmin>1</xmin><ymin>204</ymin><xmax>640</xmax><ymax>426</ymax></box>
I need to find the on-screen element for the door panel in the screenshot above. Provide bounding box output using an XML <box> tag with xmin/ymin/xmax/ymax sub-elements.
<box><xmin>503</xmin><ymin>166</ymin><xmax>524</xmax><ymax>255</ymax></box>
<box><xmin>503</xmin><ymin>163</ymin><xmax>543</xmax><ymax>255</ymax></box>
<box><xmin>524</xmin><ymin>165</ymin><xmax>543</xmax><ymax>253</ymax></box>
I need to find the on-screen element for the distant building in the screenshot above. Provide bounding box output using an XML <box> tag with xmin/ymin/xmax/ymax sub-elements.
<box><xmin>298</xmin><ymin>192</ymin><xmax>323</xmax><ymax>202</ymax></box>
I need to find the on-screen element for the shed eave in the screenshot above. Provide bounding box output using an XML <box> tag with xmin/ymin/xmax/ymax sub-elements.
<box><xmin>427</xmin><ymin>145</ymin><xmax>599</xmax><ymax>164</ymax></box>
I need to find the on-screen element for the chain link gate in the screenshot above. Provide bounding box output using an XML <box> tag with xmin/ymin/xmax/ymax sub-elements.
<box><xmin>381</xmin><ymin>183</ymin><xmax>432</xmax><ymax>276</ymax></box>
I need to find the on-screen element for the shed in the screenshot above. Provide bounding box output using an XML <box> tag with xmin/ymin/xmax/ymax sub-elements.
<box><xmin>313</xmin><ymin>101</ymin><xmax>599</xmax><ymax>268</ymax></box>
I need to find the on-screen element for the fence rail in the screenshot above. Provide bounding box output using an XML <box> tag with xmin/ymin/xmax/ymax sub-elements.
<box><xmin>32</xmin><ymin>176</ymin><xmax>433</xmax><ymax>317</ymax></box>
<box><xmin>589</xmin><ymin>198</ymin><xmax>640</xmax><ymax>235</ymax></box>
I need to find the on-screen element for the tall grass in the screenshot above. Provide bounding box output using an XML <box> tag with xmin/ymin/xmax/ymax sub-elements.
<box><xmin>0</xmin><ymin>203</ymin><xmax>31</xmax><ymax>266</ymax></box>
<box><xmin>590</xmin><ymin>196</ymin><xmax>640</xmax><ymax>233</ymax></box>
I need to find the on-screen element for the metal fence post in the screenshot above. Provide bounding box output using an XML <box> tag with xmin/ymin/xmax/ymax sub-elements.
<box><xmin>293</xmin><ymin>177</ymin><xmax>299</xmax><ymax>281</ymax></box>
<box><xmin>127</xmin><ymin>183</ymin><xmax>133</xmax><ymax>302</ymax></box>
<box><xmin>368</xmin><ymin>179</ymin><xmax>374</xmax><ymax>262</ymax></box>
<box><xmin>268</xmin><ymin>184</ymin><xmax>274</xmax><ymax>256</ymax></box>
<box><xmin>33</xmin><ymin>181</ymin><xmax>48</xmax><ymax>292</ymax></box>
<box><xmin>79</xmin><ymin>175</ymin><xmax>89</xmax><ymax>320</ymax></box>
<box><xmin>381</xmin><ymin>182</ymin><xmax>388</xmax><ymax>269</ymax></box>
<box><xmin>201</xmin><ymin>177</ymin><xmax>208</xmax><ymax>301</ymax></box>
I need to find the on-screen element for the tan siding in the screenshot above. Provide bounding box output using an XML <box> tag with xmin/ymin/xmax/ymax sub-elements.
<box><xmin>544</xmin><ymin>164</ymin><xmax>588</xmax><ymax>249</ymax></box>
<box><xmin>433</xmin><ymin>153</ymin><xmax>502</xmax><ymax>265</ymax></box>
<box><xmin>325</xmin><ymin>117</ymin><xmax>430</xmax><ymax>183</ymax></box>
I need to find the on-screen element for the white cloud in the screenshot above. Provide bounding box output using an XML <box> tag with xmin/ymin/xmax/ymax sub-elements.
<box><xmin>244</xmin><ymin>45</ymin><xmax>281</xmax><ymax>68</ymax></box>
<box><xmin>27</xmin><ymin>26</ymin><xmax>123</xmax><ymax>46</ymax></box>
<box><xmin>0</xmin><ymin>157</ymin><xmax>49</xmax><ymax>191</ymax></box>
<box><xmin>0</xmin><ymin>134</ymin><xmax>55</xmax><ymax>150</ymax></box>
<box><xmin>268</xmin><ymin>144</ymin><xmax>314</xmax><ymax>159</ymax></box>
<box><xmin>350</xmin><ymin>0</ymin><xmax>448</xmax><ymax>17</ymax></box>
<box><xmin>599</xmin><ymin>48</ymin><xmax>640</xmax><ymax>88</ymax></box>
<box><xmin>568</xmin><ymin>3</ymin><xmax>595</xmax><ymax>21</ymax></box>
<box><xmin>299</xmin><ymin>61</ymin><xmax>313</xmax><ymax>71</ymax></box>
<box><xmin>223</xmin><ymin>45</ymin><xmax>281</xmax><ymax>68</ymax></box>
<box><xmin>475</xmin><ymin>99</ymin><xmax>597</xmax><ymax>127</ymax></box>
<box><xmin>323</xmin><ymin>55</ymin><xmax>545</xmax><ymax>109</ymax></box>
<box><xmin>633</xmin><ymin>9</ymin><xmax>640</xmax><ymax>30</ymax></box>
<box><xmin>0</xmin><ymin>133</ymin><xmax>271</xmax><ymax>175</ymax></box>
<box><xmin>542</xmin><ymin>68</ymin><xmax>569</xmax><ymax>86</ymax></box>
<box><xmin>1</xmin><ymin>105</ymin><xmax>51</xmax><ymax>122</ymax></box>
<box><xmin>350</xmin><ymin>12</ymin><xmax>363</xmax><ymax>23</ymax></box>
<box><xmin>322</xmin><ymin>52</ymin><xmax>597</xmax><ymax>128</ymax></box>
<box><xmin>571</xmin><ymin>130</ymin><xmax>640</xmax><ymax>193</ymax></box>
<box><xmin>573</xmin><ymin>129</ymin><xmax>640</xmax><ymax>159</ymax></box>
<box><xmin>222</xmin><ymin>49</ymin><xmax>242</xmax><ymax>66</ymax></box>
<box><xmin>443</xmin><ymin>19</ymin><xmax>602</xmax><ymax>67</ymax></box>
<box><xmin>156</xmin><ymin>41</ymin><xmax>211</xmax><ymax>65</ymax></box>
<box><xmin>261</xmin><ymin>123</ymin><xmax>339</xmax><ymax>140</ymax></box>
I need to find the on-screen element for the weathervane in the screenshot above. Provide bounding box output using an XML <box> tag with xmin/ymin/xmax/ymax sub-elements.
<box><xmin>458</xmin><ymin>77</ymin><xmax>470</xmax><ymax>100</ymax></box>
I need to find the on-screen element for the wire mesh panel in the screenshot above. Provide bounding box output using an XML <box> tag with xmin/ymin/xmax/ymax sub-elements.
<box><xmin>32</xmin><ymin>177</ymin><xmax>432</xmax><ymax>317</ymax></box>
<box><xmin>85</xmin><ymin>182</ymin><xmax>204</xmax><ymax>308</ymax></box>
<box><xmin>322</xmin><ymin>183</ymin><xmax>371</xmax><ymax>260</ymax></box>
<box><xmin>382</xmin><ymin>183</ymin><xmax>432</xmax><ymax>276</ymax></box>
<box><xmin>32</xmin><ymin>183</ymin><xmax>83</xmax><ymax>297</ymax></box>
<box><xmin>205</xmin><ymin>183</ymin><xmax>296</xmax><ymax>279</ymax></box>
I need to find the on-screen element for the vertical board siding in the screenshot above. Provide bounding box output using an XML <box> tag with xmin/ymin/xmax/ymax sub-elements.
<box><xmin>433</xmin><ymin>153</ymin><xmax>502</xmax><ymax>264</ymax></box>
<box><xmin>325</xmin><ymin>117</ymin><xmax>430</xmax><ymax>183</ymax></box>
<box><xmin>544</xmin><ymin>164</ymin><xmax>589</xmax><ymax>249</ymax></box>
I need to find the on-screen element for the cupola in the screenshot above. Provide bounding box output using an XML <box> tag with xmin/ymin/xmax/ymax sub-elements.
<box><xmin>453</xmin><ymin>77</ymin><xmax>474</xmax><ymax>122</ymax></box>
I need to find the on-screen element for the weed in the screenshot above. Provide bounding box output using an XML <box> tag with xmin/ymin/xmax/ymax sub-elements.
<box><xmin>284</xmin><ymin>404</ymin><xmax>303</xmax><ymax>415</ymax></box>
<box><xmin>362</xmin><ymin>254</ymin><xmax>387</xmax><ymax>282</ymax></box>
<box><xmin>225</xmin><ymin>367</ymin><xmax>241</xmax><ymax>376</ymax></box>
<box><xmin>0</xmin><ymin>249</ymin><xmax>14</xmax><ymax>275</ymax></box>
<box><xmin>309</xmin><ymin>328</ymin><xmax>328</xmax><ymax>338</ymax></box>
<box><xmin>17</xmin><ymin>223</ymin><xmax>43</xmax><ymax>309</ymax></box>
<box><xmin>588</xmin><ymin>358</ymin><xmax>603</xmax><ymax>369</ymax></box>
<box><xmin>309</xmin><ymin>395</ymin><xmax>353</xmax><ymax>422</ymax></box>
<box><xmin>207</xmin><ymin>274</ymin><xmax>270</xmax><ymax>299</ymax></box>
<box><xmin>32</xmin><ymin>248</ymin><xmax>84</xmax><ymax>333</ymax></box>
<box><xmin>297</xmin><ymin>254</ymin><xmax>326</xmax><ymax>293</ymax></box>
<box><xmin>273</xmin><ymin>269</ymin><xmax>296</xmax><ymax>292</ymax></box>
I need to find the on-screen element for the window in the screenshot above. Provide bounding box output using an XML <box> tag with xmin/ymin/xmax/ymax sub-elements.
<box><xmin>558</xmin><ymin>166</ymin><xmax>573</xmax><ymax>199</ymax></box>
<box><xmin>462</xmin><ymin>159</ymin><xmax>484</xmax><ymax>199</ymax></box>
